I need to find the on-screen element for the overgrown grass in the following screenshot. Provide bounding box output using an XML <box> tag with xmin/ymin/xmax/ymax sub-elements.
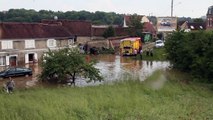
<box><xmin>0</xmin><ymin>70</ymin><xmax>213</xmax><ymax>120</ymax></box>
<box><xmin>136</xmin><ymin>47</ymin><xmax>167</xmax><ymax>61</ymax></box>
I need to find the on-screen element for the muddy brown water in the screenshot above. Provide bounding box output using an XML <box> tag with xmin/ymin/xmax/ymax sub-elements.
<box><xmin>0</xmin><ymin>55</ymin><xmax>170</xmax><ymax>89</ymax></box>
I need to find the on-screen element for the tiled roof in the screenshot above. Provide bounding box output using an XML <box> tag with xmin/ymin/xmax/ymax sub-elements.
<box><xmin>91</xmin><ymin>26</ymin><xmax>130</xmax><ymax>37</ymax></box>
<box><xmin>42</xmin><ymin>20</ymin><xmax>92</xmax><ymax>36</ymax></box>
<box><xmin>0</xmin><ymin>22</ymin><xmax>72</xmax><ymax>39</ymax></box>
<box><xmin>143</xmin><ymin>22</ymin><xmax>156</xmax><ymax>34</ymax></box>
<box><xmin>177</xmin><ymin>21</ymin><xmax>186</xmax><ymax>26</ymax></box>
<box><xmin>187</xmin><ymin>22</ymin><xmax>206</xmax><ymax>30</ymax></box>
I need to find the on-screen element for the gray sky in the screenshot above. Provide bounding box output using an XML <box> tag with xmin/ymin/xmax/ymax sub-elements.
<box><xmin>0</xmin><ymin>0</ymin><xmax>212</xmax><ymax>18</ymax></box>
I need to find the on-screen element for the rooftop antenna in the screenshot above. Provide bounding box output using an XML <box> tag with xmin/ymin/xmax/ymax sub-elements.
<box><xmin>171</xmin><ymin>0</ymin><xmax>174</xmax><ymax>17</ymax></box>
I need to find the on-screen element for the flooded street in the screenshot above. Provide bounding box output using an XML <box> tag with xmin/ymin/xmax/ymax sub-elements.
<box><xmin>0</xmin><ymin>55</ymin><xmax>170</xmax><ymax>88</ymax></box>
<box><xmin>95</xmin><ymin>55</ymin><xmax>169</xmax><ymax>81</ymax></box>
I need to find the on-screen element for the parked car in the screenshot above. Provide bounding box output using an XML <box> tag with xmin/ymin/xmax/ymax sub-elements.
<box><xmin>0</xmin><ymin>67</ymin><xmax>32</xmax><ymax>78</ymax></box>
<box><xmin>155</xmin><ymin>40</ymin><xmax>165</xmax><ymax>48</ymax></box>
<box><xmin>160</xmin><ymin>21</ymin><xmax>171</xmax><ymax>26</ymax></box>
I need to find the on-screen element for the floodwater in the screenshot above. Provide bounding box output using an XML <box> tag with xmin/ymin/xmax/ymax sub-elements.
<box><xmin>0</xmin><ymin>55</ymin><xmax>170</xmax><ymax>89</ymax></box>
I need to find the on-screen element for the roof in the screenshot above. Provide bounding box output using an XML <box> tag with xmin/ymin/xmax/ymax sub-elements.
<box><xmin>207</xmin><ymin>6</ymin><xmax>213</xmax><ymax>15</ymax></box>
<box><xmin>186</xmin><ymin>22</ymin><xmax>206</xmax><ymax>30</ymax></box>
<box><xmin>120</xmin><ymin>37</ymin><xmax>141</xmax><ymax>42</ymax></box>
<box><xmin>0</xmin><ymin>22</ymin><xmax>72</xmax><ymax>39</ymax></box>
<box><xmin>42</xmin><ymin>20</ymin><xmax>92</xmax><ymax>36</ymax></box>
<box><xmin>177</xmin><ymin>21</ymin><xmax>186</xmax><ymax>26</ymax></box>
<box><xmin>143</xmin><ymin>22</ymin><xmax>156</xmax><ymax>34</ymax></box>
<box><xmin>91</xmin><ymin>26</ymin><xmax>130</xmax><ymax>37</ymax></box>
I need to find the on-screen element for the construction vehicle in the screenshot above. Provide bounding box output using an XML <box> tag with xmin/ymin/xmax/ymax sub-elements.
<box><xmin>120</xmin><ymin>37</ymin><xmax>142</xmax><ymax>56</ymax></box>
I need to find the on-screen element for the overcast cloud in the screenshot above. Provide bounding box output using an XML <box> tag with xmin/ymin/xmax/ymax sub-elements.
<box><xmin>0</xmin><ymin>0</ymin><xmax>213</xmax><ymax>18</ymax></box>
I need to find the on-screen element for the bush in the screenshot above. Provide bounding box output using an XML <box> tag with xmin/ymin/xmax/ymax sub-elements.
<box><xmin>165</xmin><ymin>30</ymin><xmax>213</xmax><ymax>82</ymax></box>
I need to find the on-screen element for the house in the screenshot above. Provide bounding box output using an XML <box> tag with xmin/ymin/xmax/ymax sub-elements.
<box><xmin>179</xmin><ymin>21</ymin><xmax>206</xmax><ymax>32</ymax></box>
<box><xmin>143</xmin><ymin>22</ymin><xmax>157</xmax><ymax>38</ymax></box>
<box><xmin>123</xmin><ymin>15</ymin><xmax>156</xmax><ymax>39</ymax></box>
<box><xmin>206</xmin><ymin>5</ymin><xmax>213</xmax><ymax>30</ymax></box>
<box><xmin>0</xmin><ymin>22</ymin><xmax>73</xmax><ymax>67</ymax></box>
<box><xmin>42</xmin><ymin>20</ymin><xmax>92</xmax><ymax>44</ymax></box>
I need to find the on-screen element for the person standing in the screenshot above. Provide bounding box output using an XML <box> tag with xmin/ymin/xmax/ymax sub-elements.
<box><xmin>150</xmin><ymin>48</ymin><xmax>153</xmax><ymax>57</ymax></box>
<box><xmin>140</xmin><ymin>49</ymin><xmax>143</xmax><ymax>60</ymax></box>
<box><xmin>6</xmin><ymin>77</ymin><xmax>15</xmax><ymax>93</ymax></box>
<box><xmin>134</xmin><ymin>49</ymin><xmax>137</xmax><ymax>56</ymax></box>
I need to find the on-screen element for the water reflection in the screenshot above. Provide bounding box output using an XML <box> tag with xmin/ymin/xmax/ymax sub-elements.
<box><xmin>0</xmin><ymin>55</ymin><xmax>170</xmax><ymax>88</ymax></box>
<box><xmin>93</xmin><ymin>55</ymin><xmax>169</xmax><ymax>83</ymax></box>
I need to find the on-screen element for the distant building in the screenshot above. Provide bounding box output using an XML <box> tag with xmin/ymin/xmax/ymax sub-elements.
<box><xmin>0</xmin><ymin>22</ymin><xmax>72</xmax><ymax>67</ymax></box>
<box><xmin>123</xmin><ymin>15</ymin><xmax>150</xmax><ymax>27</ymax></box>
<box><xmin>206</xmin><ymin>5</ymin><xmax>213</xmax><ymax>30</ymax></box>
<box><xmin>123</xmin><ymin>15</ymin><xmax>156</xmax><ymax>39</ymax></box>
<box><xmin>42</xmin><ymin>20</ymin><xmax>92</xmax><ymax>44</ymax></box>
<box><xmin>179</xmin><ymin>21</ymin><xmax>206</xmax><ymax>32</ymax></box>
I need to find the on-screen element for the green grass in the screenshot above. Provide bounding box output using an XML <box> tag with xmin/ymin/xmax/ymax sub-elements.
<box><xmin>136</xmin><ymin>47</ymin><xmax>167</xmax><ymax>61</ymax></box>
<box><xmin>0</xmin><ymin>70</ymin><xmax>213</xmax><ymax>120</ymax></box>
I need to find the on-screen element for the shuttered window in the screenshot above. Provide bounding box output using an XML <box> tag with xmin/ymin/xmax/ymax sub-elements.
<box><xmin>47</xmin><ymin>39</ymin><xmax>56</xmax><ymax>47</ymax></box>
<box><xmin>25</xmin><ymin>40</ymin><xmax>35</xmax><ymax>48</ymax></box>
<box><xmin>1</xmin><ymin>41</ymin><xmax>13</xmax><ymax>49</ymax></box>
<box><xmin>0</xmin><ymin>56</ymin><xmax>6</xmax><ymax>66</ymax></box>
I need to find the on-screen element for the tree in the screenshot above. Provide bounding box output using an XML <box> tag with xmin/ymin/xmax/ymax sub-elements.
<box><xmin>103</xmin><ymin>26</ymin><xmax>115</xmax><ymax>38</ymax></box>
<box><xmin>39</xmin><ymin>48</ymin><xmax>103</xmax><ymax>85</ymax></box>
<box><xmin>128</xmin><ymin>14</ymin><xmax>144</xmax><ymax>37</ymax></box>
<box><xmin>193</xmin><ymin>18</ymin><xmax>204</xmax><ymax>23</ymax></box>
<box><xmin>165</xmin><ymin>30</ymin><xmax>213</xmax><ymax>82</ymax></box>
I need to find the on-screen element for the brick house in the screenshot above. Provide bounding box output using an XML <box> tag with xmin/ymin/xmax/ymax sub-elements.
<box><xmin>206</xmin><ymin>5</ymin><xmax>213</xmax><ymax>30</ymax></box>
<box><xmin>0</xmin><ymin>22</ymin><xmax>72</xmax><ymax>67</ymax></box>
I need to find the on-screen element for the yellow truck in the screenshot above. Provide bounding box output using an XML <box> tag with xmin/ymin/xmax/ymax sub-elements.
<box><xmin>120</xmin><ymin>37</ymin><xmax>142</xmax><ymax>56</ymax></box>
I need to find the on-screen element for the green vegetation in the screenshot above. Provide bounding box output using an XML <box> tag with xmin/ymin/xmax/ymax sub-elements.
<box><xmin>165</xmin><ymin>30</ymin><xmax>213</xmax><ymax>82</ymax></box>
<box><xmin>0</xmin><ymin>70</ymin><xmax>213</xmax><ymax>120</ymax></box>
<box><xmin>40</xmin><ymin>48</ymin><xmax>103</xmax><ymax>85</ymax></box>
<box><xmin>0</xmin><ymin>9</ymin><xmax>123</xmax><ymax>25</ymax></box>
<box><xmin>136</xmin><ymin>48</ymin><xmax>167</xmax><ymax>61</ymax></box>
<box><xmin>103</xmin><ymin>26</ymin><xmax>115</xmax><ymax>38</ymax></box>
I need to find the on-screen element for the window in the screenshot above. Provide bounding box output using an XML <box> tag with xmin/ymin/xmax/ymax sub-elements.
<box><xmin>47</xmin><ymin>39</ymin><xmax>56</xmax><ymax>47</ymax></box>
<box><xmin>208</xmin><ymin>9</ymin><xmax>212</xmax><ymax>15</ymax></box>
<box><xmin>0</xmin><ymin>56</ymin><xmax>6</xmax><ymax>66</ymax></box>
<box><xmin>68</xmin><ymin>39</ymin><xmax>74</xmax><ymax>45</ymax></box>
<box><xmin>208</xmin><ymin>18</ymin><xmax>210</xmax><ymax>26</ymax></box>
<box><xmin>1</xmin><ymin>41</ymin><xmax>13</xmax><ymax>49</ymax></box>
<box><xmin>25</xmin><ymin>40</ymin><xmax>35</xmax><ymax>48</ymax></box>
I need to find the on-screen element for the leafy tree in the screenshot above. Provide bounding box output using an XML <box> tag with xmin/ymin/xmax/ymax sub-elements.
<box><xmin>0</xmin><ymin>9</ymin><xmax>124</xmax><ymax>25</ymax></box>
<box><xmin>165</xmin><ymin>30</ymin><xmax>213</xmax><ymax>82</ymax></box>
<box><xmin>103</xmin><ymin>26</ymin><xmax>115</xmax><ymax>38</ymax></box>
<box><xmin>192</xmin><ymin>18</ymin><xmax>204</xmax><ymax>23</ymax></box>
<box><xmin>147</xmin><ymin>16</ymin><xmax>157</xmax><ymax>26</ymax></box>
<box><xmin>130</xmin><ymin>14</ymin><xmax>143</xmax><ymax>30</ymax></box>
<box><xmin>126</xmin><ymin>14</ymin><xmax>144</xmax><ymax>37</ymax></box>
<box><xmin>39</xmin><ymin>48</ymin><xmax>103</xmax><ymax>85</ymax></box>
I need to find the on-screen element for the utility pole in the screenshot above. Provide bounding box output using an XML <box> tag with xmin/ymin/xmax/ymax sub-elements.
<box><xmin>171</xmin><ymin>0</ymin><xmax>174</xmax><ymax>17</ymax></box>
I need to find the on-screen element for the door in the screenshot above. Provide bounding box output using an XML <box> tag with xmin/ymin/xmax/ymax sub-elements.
<box><xmin>9</xmin><ymin>56</ymin><xmax>17</xmax><ymax>67</ymax></box>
